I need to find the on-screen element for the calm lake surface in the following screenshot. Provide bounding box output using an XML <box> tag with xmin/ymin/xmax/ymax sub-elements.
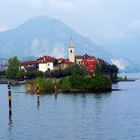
<box><xmin>0</xmin><ymin>73</ymin><xmax>140</xmax><ymax>140</ymax></box>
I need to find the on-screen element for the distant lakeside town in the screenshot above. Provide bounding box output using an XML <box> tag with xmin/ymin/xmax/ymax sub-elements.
<box><xmin>0</xmin><ymin>39</ymin><xmax>119</xmax><ymax>93</ymax></box>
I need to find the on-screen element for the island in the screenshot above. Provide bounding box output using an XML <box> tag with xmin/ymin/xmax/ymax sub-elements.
<box><xmin>0</xmin><ymin>39</ymin><xmax>119</xmax><ymax>93</ymax></box>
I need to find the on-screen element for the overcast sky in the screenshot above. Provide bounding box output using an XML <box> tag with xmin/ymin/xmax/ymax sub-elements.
<box><xmin>0</xmin><ymin>0</ymin><xmax>140</xmax><ymax>57</ymax></box>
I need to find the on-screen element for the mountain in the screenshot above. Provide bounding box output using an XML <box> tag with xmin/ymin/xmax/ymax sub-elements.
<box><xmin>0</xmin><ymin>16</ymin><xmax>111</xmax><ymax>60</ymax></box>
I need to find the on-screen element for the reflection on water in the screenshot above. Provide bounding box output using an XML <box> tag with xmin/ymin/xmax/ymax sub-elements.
<box><xmin>37</xmin><ymin>95</ymin><xmax>40</xmax><ymax>109</ymax></box>
<box><xmin>8</xmin><ymin>114</ymin><xmax>13</xmax><ymax>140</ymax></box>
<box><xmin>55</xmin><ymin>93</ymin><xmax>58</xmax><ymax>101</ymax></box>
<box><xmin>8</xmin><ymin>115</ymin><xmax>13</xmax><ymax>127</ymax></box>
<box><xmin>0</xmin><ymin>74</ymin><xmax>140</xmax><ymax>140</ymax></box>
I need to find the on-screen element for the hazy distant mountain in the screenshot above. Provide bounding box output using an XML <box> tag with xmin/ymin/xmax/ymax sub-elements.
<box><xmin>111</xmin><ymin>58</ymin><xmax>140</xmax><ymax>73</ymax></box>
<box><xmin>0</xmin><ymin>16</ymin><xmax>111</xmax><ymax>60</ymax></box>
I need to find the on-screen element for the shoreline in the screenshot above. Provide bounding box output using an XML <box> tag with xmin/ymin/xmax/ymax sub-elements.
<box><xmin>0</xmin><ymin>76</ymin><xmax>138</xmax><ymax>85</ymax></box>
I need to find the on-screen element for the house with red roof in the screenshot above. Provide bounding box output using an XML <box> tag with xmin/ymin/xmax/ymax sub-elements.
<box><xmin>82</xmin><ymin>57</ymin><xmax>97</xmax><ymax>73</ymax></box>
<box><xmin>75</xmin><ymin>53</ymin><xmax>97</xmax><ymax>73</ymax></box>
<box><xmin>37</xmin><ymin>56</ymin><xmax>55</xmax><ymax>72</ymax></box>
<box><xmin>75</xmin><ymin>55</ymin><xmax>83</xmax><ymax>65</ymax></box>
<box><xmin>21</xmin><ymin>61</ymin><xmax>38</xmax><ymax>72</ymax></box>
<box><xmin>58</xmin><ymin>58</ymin><xmax>73</xmax><ymax>70</ymax></box>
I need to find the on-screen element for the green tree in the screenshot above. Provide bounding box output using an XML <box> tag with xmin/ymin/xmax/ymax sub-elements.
<box><xmin>53</xmin><ymin>59</ymin><xmax>58</xmax><ymax>66</ymax></box>
<box><xmin>59</xmin><ymin>77</ymin><xmax>71</xmax><ymax>92</ymax></box>
<box><xmin>26</xmin><ymin>71</ymin><xmax>43</xmax><ymax>79</ymax></box>
<box><xmin>16</xmin><ymin>70</ymin><xmax>26</xmax><ymax>79</ymax></box>
<box><xmin>6</xmin><ymin>56</ymin><xmax>20</xmax><ymax>79</ymax></box>
<box><xmin>95</xmin><ymin>63</ymin><xmax>101</xmax><ymax>76</ymax></box>
<box><xmin>70</xmin><ymin>64</ymin><xmax>85</xmax><ymax>76</ymax></box>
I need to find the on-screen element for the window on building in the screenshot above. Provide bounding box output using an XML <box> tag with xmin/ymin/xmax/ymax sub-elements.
<box><xmin>70</xmin><ymin>50</ymin><xmax>72</xmax><ymax>53</ymax></box>
<box><xmin>48</xmin><ymin>63</ymin><xmax>50</xmax><ymax>66</ymax></box>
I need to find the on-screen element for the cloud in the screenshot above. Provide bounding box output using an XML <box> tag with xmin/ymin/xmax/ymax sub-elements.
<box><xmin>111</xmin><ymin>58</ymin><xmax>128</xmax><ymax>70</ymax></box>
<box><xmin>95</xmin><ymin>24</ymin><xmax>127</xmax><ymax>43</ymax></box>
<box><xmin>23</xmin><ymin>0</ymin><xmax>99</xmax><ymax>15</ymax></box>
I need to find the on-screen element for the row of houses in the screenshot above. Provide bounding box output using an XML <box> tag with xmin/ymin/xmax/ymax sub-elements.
<box><xmin>21</xmin><ymin>39</ymin><xmax>99</xmax><ymax>73</ymax></box>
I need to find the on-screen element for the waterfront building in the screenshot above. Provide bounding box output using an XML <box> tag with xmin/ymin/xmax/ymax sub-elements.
<box><xmin>37</xmin><ymin>56</ymin><xmax>55</xmax><ymax>72</ymax></box>
<box><xmin>82</xmin><ymin>57</ymin><xmax>97</xmax><ymax>73</ymax></box>
<box><xmin>75</xmin><ymin>55</ymin><xmax>83</xmax><ymax>65</ymax></box>
<box><xmin>75</xmin><ymin>53</ymin><xmax>97</xmax><ymax>73</ymax></box>
<box><xmin>21</xmin><ymin>61</ymin><xmax>38</xmax><ymax>72</ymax></box>
<box><xmin>58</xmin><ymin>58</ymin><xmax>73</xmax><ymax>70</ymax></box>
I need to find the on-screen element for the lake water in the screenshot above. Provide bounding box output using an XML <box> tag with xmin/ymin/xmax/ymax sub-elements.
<box><xmin>0</xmin><ymin>73</ymin><xmax>140</xmax><ymax>140</ymax></box>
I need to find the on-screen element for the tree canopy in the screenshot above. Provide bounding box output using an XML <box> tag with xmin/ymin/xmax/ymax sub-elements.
<box><xmin>6</xmin><ymin>56</ymin><xmax>20</xmax><ymax>79</ymax></box>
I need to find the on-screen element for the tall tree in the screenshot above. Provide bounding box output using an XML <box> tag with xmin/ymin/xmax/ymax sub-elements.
<box><xmin>6</xmin><ymin>56</ymin><xmax>20</xmax><ymax>79</ymax></box>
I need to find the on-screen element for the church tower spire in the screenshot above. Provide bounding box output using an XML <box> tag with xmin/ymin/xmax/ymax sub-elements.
<box><xmin>69</xmin><ymin>38</ymin><xmax>75</xmax><ymax>63</ymax></box>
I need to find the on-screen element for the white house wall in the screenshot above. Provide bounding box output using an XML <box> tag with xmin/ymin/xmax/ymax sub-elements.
<box><xmin>39</xmin><ymin>63</ymin><xmax>54</xmax><ymax>72</ymax></box>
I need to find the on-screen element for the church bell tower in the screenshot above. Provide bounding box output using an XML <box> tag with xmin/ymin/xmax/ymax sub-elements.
<box><xmin>69</xmin><ymin>38</ymin><xmax>75</xmax><ymax>63</ymax></box>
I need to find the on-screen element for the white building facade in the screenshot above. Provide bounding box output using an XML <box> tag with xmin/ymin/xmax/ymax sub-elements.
<box><xmin>39</xmin><ymin>62</ymin><xmax>53</xmax><ymax>72</ymax></box>
<box><xmin>38</xmin><ymin>56</ymin><xmax>55</xmax><ymax>72</ymax></box>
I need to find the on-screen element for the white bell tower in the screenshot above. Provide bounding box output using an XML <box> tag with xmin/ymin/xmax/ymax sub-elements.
<box><xmin>69</xmin><ymin>38</ymin><xmax>75</xmax><ymax>63</ymax></box>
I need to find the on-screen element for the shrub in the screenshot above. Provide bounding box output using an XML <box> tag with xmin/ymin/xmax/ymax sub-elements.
<box><xmin>26</xmin><ymin>71</ymin><xmax>43</xmax><ymax>79</ymax></box>
<box><xmin>35</xmin><ymin>77</ymin><xmax>55</xmax><ymax>93</ymax></box>
<box><xmin>93</xmin><ymin>75</ymin><xmax>112</xmax><ymax>91</ymax></box>
<box><xmin>59</xmin><ymin>77</ymin><xmax>71</xmax><ymax>92</ymax></box>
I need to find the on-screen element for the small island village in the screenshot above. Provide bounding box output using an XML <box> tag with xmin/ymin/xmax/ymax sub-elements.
<box><xmin>21</xmin><ymin>38</ymin><xmax>99</xmax><ymax>74</ymax></box>
<box><xmin>1</xmin><ymin>38</ymin><xmax>119</xmax><ymax>93</ymax></box>
<box><xmin>21</xmin><ymin>38</ymin><xmax>117</xmax><ymax>77</ymax></box>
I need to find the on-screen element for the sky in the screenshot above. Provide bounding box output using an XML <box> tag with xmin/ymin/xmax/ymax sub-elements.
<box><xmin>0</xmin><ymin>0</ymin><xmax>140</xmax><ymax>61</ymax></box>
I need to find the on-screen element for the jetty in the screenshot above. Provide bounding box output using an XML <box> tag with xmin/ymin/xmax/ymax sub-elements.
<box><xmin>115</xmin><ymin>78</ymin><xmax>139</xmax><ymax>82</ymax></box>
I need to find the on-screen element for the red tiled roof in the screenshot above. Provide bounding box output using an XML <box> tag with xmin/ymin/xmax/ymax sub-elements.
<box><xmin>21</xmin><ymin>61</ymin><xmax>38</xmax><ymax>66</ymax></box>
<box><xmin>76</xmin><ymin>54</ymin><xmax>96</xmax><ymax>60</ymax></box>
<box><xmin>82</xmin><ymin>57</ymin><xmax>97</xmax><ymax>63</ymax></box>
<box><xmin>82</xmin><ymin>53</ymin><xmax>91</xmax><ymax>59</ymax></box>
<box><xmin>38</xmin><ymin>56</ymin><xmax>55</xmax><ymax>63</ymax></box>
<box><xmin>58</xmin><ymin>58</ymin><xmax>63</xmax><ymax>64</ymax></box>
<box><xmin>75</xmin><ymin>55</ymin><xmax>83</xmax><ymax>59</ymax></box>
<box><xmin>63</xmin><ymin>59</ymin><xmax>73</xmax><ymax>65</ymax></box>
<box><xmin>58</xmin><ymin>58</ymin><xmax>73</xmax><ymax>65</ymax></box>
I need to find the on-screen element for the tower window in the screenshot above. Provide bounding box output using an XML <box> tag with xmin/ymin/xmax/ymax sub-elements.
<box><xmin>70</xmin><ymin>50</ymin><xmax>72</xmax><ymax>53</ymax></box>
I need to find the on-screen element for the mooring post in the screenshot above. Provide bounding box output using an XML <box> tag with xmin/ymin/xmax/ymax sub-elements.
<box><xmin>55</xmin><ymin>85</ymin><xmax>57</xmax><ymax>94</ymax></box>
<box><xmin>36</xmin><ymin>84</ymin><xmax>40</xmax><ymax>107</ymax></box>
<box><xmin>8</xmin><ymin>83</ymin><xmax>12</xmax><ymax>117</ymax></box>
<box><xmin>54</xmin><ymin>79</ymin><xmax>58</xmax><ymax>100</ymax></box>
<box><xmin>54</xmin><ymin>78</ymin><xmax>57</xmax><ymax>94</ymax></box>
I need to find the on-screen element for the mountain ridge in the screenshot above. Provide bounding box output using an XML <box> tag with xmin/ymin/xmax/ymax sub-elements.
<box><xmin>0</xmin><ymin>16</ymin><xmax>112</xmax><ymax>60</ymax></box>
